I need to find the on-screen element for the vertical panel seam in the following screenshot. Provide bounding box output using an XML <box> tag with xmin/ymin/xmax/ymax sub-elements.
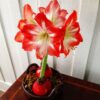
<box><xmin>0</xmin><ymin>12</ymin><xmax>17</xmax><ymax>80</ymax></box>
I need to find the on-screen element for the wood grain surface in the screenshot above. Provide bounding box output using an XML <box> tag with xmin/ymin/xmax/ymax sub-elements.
<box><xmin>1</xmin><ymin>73</ymin><xmax>100</xmax><ymax>100</ymax></box>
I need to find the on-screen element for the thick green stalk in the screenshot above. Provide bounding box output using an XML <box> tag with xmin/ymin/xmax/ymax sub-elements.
<box><xmin>40</xmin><ymin>55</ymin><xmax>48</xmax><ymax>78</ymax></box>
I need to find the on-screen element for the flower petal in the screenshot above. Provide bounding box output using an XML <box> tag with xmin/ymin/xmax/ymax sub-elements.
<box><xmin>18</xmin><ymin>19</ymin><xmax>27</xmax><ymax>30</ymax></box>
<box><xmin>34</xmin><ymin>13</ymin><xmax>53</xmax><ymax>28</ymax></box>
<box><xmin>39</xmin><ymin>0</ymin><xmax>67</xmax><ymax>27</ymax></box>
<box><xmin>75</xmin><ymin>32</ymin><xmax>83</xmax><ymax>42</ymax></box>
<box><xmin>23</xmin><ymin>4</ymin><xmax>35</xmax><ymax>22</ymax></box>
<box><xmin>22</xmin><ymin>24</ymin><xmax>42</xmax><ymax>41</ymax></box>
<box><xmin>53</xmin><ymin>16</ymin><xmax>66</xmax><ymax>27</ymax></box>
<box><xmin>46</xmin><ymin>0</ymin><xmax>60</xmax><ymax>14</ymax></box>
<box><xmin>60</xmin><ymin>9</ymin><xmax>68</xmax><ymax>17</ymax></box>
<box><xmin>36</xmin><ymin>51</ymin><xmax>43</xmax><ymax>60</ymax></box>
<box><xmin>61</xmin><ymin>45</ymin><xmax>70</xmax><ymax>56</ymax></box>
<box><xmin>22</xmin><ymin>38</ymin><xmax>36</xmax><ymax>51</ymax></box>
<box><xmin>15</xmin><ymin>31</ymin><xmax>24</xmax><ymax>42</ymax></box>
<box><xmin>36</xmin><ymin>42</ymin><xmax>48</xmax><ymax>59</ymax></box>
<box><xmin>39</xmin><ymin>7</ymin><xmax>45</xmax><ymax>13</ymax></box>
<box><xmin>48</xmin><ymin>43</ymin><xmax>60</xmax><ymax>57</ymax></box>
<box><xmin>66</xmin><ymin>10</ymin><xmax>77</xmax><ymax>25</ymax></box>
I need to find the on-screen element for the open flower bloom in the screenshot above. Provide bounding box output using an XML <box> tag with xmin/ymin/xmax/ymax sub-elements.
<box><xmin>39</xmin><ymin>0</ymin><xmax>67</xmax><ymax>28</ymax></box>
<box><xmin>22</xmin><ymin>13</ymin><xmax>63</xmax><ymax>59</ymax></box>
<box><xmin>15</xmin><ymin>1</ymin><xmax>83</xmax><ymax>60</ymax></box>
<box><xmin>61</xmin><ymin>11</ymin><xmax>83</xmax><ymax>56</ymax></box>
<box><xmin>62</xmin><ymin>11</ymin><xmax>83</xmax><ymax>56</ymax></box>
<box><xmin>15</xmin><ymin>4</ymin><xmax>36</xmax><ymax>43</ymax></box>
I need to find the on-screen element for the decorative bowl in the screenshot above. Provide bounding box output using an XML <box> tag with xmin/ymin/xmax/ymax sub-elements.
<box><xmin>22</xmin><ymin>63</ymin><xmax>63</xmax><ymax>100</ymax></box>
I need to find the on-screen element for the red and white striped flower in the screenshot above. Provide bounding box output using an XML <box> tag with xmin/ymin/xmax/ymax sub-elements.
<box><xmin>61</xmin><ymin>11</ymin><xmax>83</xmax><ymax>56</ymax></box>
<box><xmin>22</xmin><ymin>13</ymin><xmax>63</xmax><ymax>59</ymax></box>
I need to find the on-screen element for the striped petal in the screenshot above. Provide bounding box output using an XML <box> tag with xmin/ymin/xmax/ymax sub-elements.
<box><xmin>22</xmin><ymin>38</ymin><xmax>36</xmax><ymax>51</ymax></box>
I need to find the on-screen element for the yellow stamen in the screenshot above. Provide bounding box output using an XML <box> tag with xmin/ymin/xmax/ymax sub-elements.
<box><xmin>38</xmin><ymin>32</ymin><xmax>50</xmax><ymax>42</ymax></box>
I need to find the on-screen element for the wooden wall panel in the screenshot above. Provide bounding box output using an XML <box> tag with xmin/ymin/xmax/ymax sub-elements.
<box><xmin>72</xmin><ymin>0</ymin><xmax>99</xmax><ymax>79</ymax></box>
<box><xmin>86</xmin><ymin>3</ymin><xmax>100</xmax><ymax>84</ymax></box>
<box><xmin>0</xmin><ymin>22</ymin><xmax>16</xmax><ymax>83</ymax></box>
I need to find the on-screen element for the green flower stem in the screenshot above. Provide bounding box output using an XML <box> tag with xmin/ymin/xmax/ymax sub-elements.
<box><xmin>40</xmin><ymin>54</ymin><xmax>48</xmax><ymax>79</ymax></box>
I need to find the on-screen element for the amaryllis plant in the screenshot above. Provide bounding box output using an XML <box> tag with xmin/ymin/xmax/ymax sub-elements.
<box><xmin>15</xmin><ymin>0</ymin><xmax>83</xmax><ymax>79</ymax></box>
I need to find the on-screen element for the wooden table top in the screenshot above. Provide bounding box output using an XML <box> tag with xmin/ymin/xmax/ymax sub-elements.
<box><xmin>1</xmin><ymin>73</ymin><xmax>100</xmax><ymax>100</ymax></box>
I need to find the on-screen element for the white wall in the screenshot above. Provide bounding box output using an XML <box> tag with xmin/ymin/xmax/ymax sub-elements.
<box><xmin>0</xmin><ymin>0</ymin><xmax>100</xmax><ymax>91</ymax></box>
<box><xmin>86</xmin><ymin>3</ymin><xmax>100</xmax><ymax>84</ymax></box>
